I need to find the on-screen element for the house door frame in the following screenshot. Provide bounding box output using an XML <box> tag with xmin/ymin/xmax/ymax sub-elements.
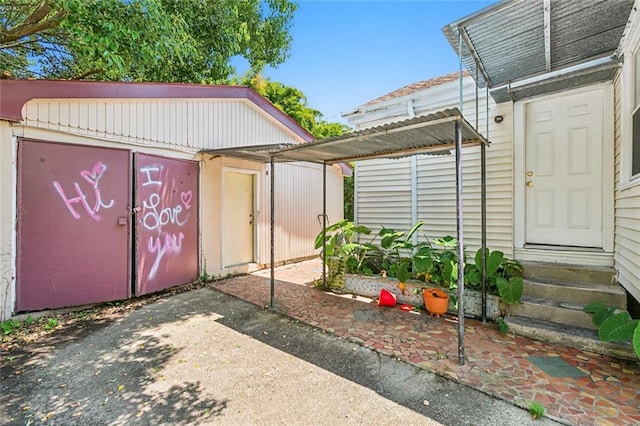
<box><xmin>513</xmin><ymin>84</ymin><xmax>615</xmax><ymax>266</ymax></box>
<box><xmin>222</xmin><ymin>167</ymin><xmax>258</xmax><ymax>267</ymax></box>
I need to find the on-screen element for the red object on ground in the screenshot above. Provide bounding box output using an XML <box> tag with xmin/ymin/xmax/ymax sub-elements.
<box><xmin>399</xmin><ymin>304</ymin><xmax>413</xmax><ymax>311</ymax></box>
<box><xmin>377</xmin><ymin>289</ymin><xmax>397</xmax><ymax>307</ymax></box>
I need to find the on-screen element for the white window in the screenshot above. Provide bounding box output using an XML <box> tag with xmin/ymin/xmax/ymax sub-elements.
<box><xmin>633</xmin><ymin>51</ymin><xmax>640</xmax><ymax>177</ymax></box>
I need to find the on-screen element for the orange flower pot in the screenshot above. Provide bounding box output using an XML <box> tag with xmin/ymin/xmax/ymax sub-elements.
<box><xmin>423</xmin><ymin>288</ymin><xmax>449</xmax><ymax>317</ymax></box>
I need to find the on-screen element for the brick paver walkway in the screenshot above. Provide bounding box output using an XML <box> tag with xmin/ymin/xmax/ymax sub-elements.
<box><xmin>211</xmin><ymin>258</ymin><xmax>640</xmax><ymax>426</ymax></box>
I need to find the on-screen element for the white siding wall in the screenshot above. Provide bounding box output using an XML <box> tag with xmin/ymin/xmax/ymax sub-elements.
<box><xmin>351</xmin><ymin>78</ymin><xmax>514</xmax><ymax>256</ymax></box>
<box><xmin>0</xmin><ymin>122</ymin><xmax>15</xmax><ymax>320</ymax></box>
<box><xmin>614</xmin><ymin>11</ymin><xmax>640</xmax><ymax>302</ymax></box>
<box><xmin>22</xmin><ymin>98</ymin><xmax>301</xmax><ymax>152</ymax></box>
<box><xmin>260</xmin><ymin>162</ymin><xmax>343</xmax><ymax>265</ymax></box>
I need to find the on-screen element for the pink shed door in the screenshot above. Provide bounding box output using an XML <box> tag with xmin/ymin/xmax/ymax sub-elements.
<box><xmin>135</xmin><ymin>154</ymin><xmax>199</xmax><ymax>295</ymax></box>
<box><xmin>16</xmin><ymin>139</ymin><xmax>131</xmax><ymax>311</ymax></box>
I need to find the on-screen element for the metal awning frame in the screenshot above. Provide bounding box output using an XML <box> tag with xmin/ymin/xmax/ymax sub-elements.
<box><xmin>263</xmin><ymin>33</ymin><xmax>490</xmax><ymax>365</ymax></box>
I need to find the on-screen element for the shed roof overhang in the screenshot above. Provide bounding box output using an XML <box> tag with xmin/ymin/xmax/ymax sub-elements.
<box><xmin>270</xmin><ymin>108</ymin><xmax>488</xmax><ymax>163</ymax></box>
<box><xmin>442</xmin><ymin>0</ymin><xmax>634</xmax><ymax>103</ymax></box>
<box><xmin>203</xmin><ymin>108</ymin><xmax>487</xmax><ymax>164</ymax></box>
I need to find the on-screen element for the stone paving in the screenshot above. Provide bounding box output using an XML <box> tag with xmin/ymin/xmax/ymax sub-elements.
<box><xmin>211</xmin><ymin>258</ymin><xmax>640</xmax><ymax>426</ymax></box>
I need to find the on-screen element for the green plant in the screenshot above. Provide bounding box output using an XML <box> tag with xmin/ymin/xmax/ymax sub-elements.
<box><xmin>44</xmin><ymin>318</ymin><xmax>58</xmax><ymax>331</ymax></box>
<box><xmin>528</xmin><ymin>401</ymin><xmax>545</xmax><ymax>419</ymax></box>
<box><xmin>584</xmin><ymin>302</ymin><xmax>640</xmax><ymax>359</ymax></box>
<box><xmin>315</xmin><ymin>220</ymin><xmax>372</xmax><ymax>290</ymax></box>
<box><xmin>1</xmin><ymin>319</ymin><xmax>21</xmax><ymax>335</ymax></box>
<box><xmin>199</xmin><ymin>271</ymin><xmax>212</xmax><ymax>283</ymax></box>
<box><xmin>314</xmin><ymin>220</ymin><xmax>371</xmax><ymax>258</ymax></box>
<box><xmin>497</xmin><ymin>317</ymin><xmax>509</xmax><ymax>334</ymax></box>
<box><xmin>466</xmin><ymin>248</ymin><xmax>523</xmax><ymax>304</ymax></box>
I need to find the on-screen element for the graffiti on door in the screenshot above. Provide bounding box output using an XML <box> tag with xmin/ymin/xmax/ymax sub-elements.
<box><xmin>136</xmin><ymin>155</ymin><xmax>198</xmax><ymax>295</ymax></box>
<box><xmin>53</xmin><ymin>161</ymin><xmax>115</xmax><ymax>221</ymax></box>
<box><xmin>139</xmin><ymin>164</ymin><xmax>192</xmax><ymax>279</ymax></box>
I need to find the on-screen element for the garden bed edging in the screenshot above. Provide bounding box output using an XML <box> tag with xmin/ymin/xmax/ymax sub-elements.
<box><xmin>345</xmin><ymin>274</ymin><xmax>503</xmax><ymax>320</ymax></box>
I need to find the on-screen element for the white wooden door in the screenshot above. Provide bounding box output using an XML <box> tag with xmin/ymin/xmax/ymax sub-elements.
<box><xmin>223</xmin><ymin>171</ymin><xmax>254</xmax><ymax>266</ymax></box>
<box><xmin>525</xmin><ymin>89</ymin><xmax>603</xmax><ymax>248</ymax></box>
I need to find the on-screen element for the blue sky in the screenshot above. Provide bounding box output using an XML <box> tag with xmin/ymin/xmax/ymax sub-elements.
<box><xmin>256</xmin><ymin>0</ymin><xmax>496</xmax><ymax>124</ymax></box>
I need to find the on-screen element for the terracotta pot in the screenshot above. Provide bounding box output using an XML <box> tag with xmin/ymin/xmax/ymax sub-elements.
<box><xmin>423</xmin><ymin>288</ymin><xmax>449</xmax><ymax>317</ymax></box>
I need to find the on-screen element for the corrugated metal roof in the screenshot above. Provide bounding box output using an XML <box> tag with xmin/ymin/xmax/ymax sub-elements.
<box><xmin>442</xmin><ymin>0</ymin><xmax>634</xmax><ymax>100</ymax></box>
<box><xmin>271</xmin><ymin>108</ymin><xmax>487</xmax><ymax>164</ymax></box>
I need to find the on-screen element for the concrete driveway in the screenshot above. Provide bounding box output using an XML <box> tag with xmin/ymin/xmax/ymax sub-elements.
<box><xmin>1</xmin><ymin>287</ymin><xmax>558</xmax><ymax>425</ymax></box>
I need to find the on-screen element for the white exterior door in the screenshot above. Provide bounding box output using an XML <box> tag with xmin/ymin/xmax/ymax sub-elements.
<box><xmin>525</xmin><ymin>89</ymin><xmax>603</xmax><ymax>248</ymax></box>
<box><xmin>223</xmin><ymin>171</ymin><xmax>255</xmax><ymax>266</ymax></box>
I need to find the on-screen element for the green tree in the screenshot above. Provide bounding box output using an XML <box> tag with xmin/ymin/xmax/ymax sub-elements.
<box><xmin>240</xmin><ymin>74</ymin><xmax>350</xmax><ymax>139</ymax></box>
<box><xmin>0</xmin><ymin>0</ymin><xmax>296</xmax><ymax>82</ymax></box>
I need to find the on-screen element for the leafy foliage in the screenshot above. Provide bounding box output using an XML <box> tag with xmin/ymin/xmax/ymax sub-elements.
<box><xmin>318</xmin><ymin>220</ymin><xmax>523</xmax><ymax>303</ymax></box>
<box><xmin>583</xmin><ymin>302</ymin><xmax>640</xmax><ymax>359</ymax></box>
<box><xmin>238</xmin><ymin>75</ymin><xmax>351</xmax><ymax>138</ymax></box>
<box><xmin>0</xmin><ymin>0</ymin><xmax>297</xmax><ymax>82</ymax></box>
<box><xmin>528</xmin><ymin>402</ymin><xmax>545</xmax><ymax>419</ymax></box>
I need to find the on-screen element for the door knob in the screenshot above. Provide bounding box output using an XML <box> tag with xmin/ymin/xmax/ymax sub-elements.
<box><xmin>527</xmin><ymin>181</ymin><xmax>534</xmax><ymax>187</ymax></box>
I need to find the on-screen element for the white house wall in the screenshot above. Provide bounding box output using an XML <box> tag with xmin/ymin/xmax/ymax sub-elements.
<box><xmin>0</xmin><ymin>121</ymin><xmax>16</xmax><ymax>321</ymax></box>
<box><xmin>614</xmin><ymin>4</ymin><xmax>640</xmax><ymax>302</ymax></box>
<box><xmin>200</xmin><ymin>156</ymin><xmax>341</xmax><ymax>277</ymax></box>
<box><xmin>22</xmin><ymin>98</ymin><xmax>301</xmax><ymax>152</ymax></box>
<box><xmin>351</xmin><ymin>79</ymin><xmax>514</xmax><ymax>256</ymax></box>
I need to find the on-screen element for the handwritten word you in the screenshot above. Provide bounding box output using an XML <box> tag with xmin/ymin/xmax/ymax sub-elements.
<box><xmin>53</xmin><ymin>161</ymin><xmax>115</xmax><ymax>222</ymax></box>
<box><xmin>139</xmin><ymin>164</ymin><xmax>192</xmax><ymax>280</ymax></box>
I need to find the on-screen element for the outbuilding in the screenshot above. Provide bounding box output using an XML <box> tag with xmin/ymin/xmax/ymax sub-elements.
<box><xmin>0</xmin><ymin>80</ymin><xmax>344</xmax><ymax>320</ymax></box>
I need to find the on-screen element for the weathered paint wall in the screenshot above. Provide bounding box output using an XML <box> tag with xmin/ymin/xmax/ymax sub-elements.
<box><xmin>351</xmin><ymin>78</ymin><xmax>514</xmax><ymax>256</ymax></box>
<box><xmin>16</xmin><ymin>139</ymin><xmax>132</xmax><ymax>311</ymax></box>
<box><xmin>136</xmin><ymin>154</ymin><xmax>199</xmax><ymax>295</ymax></box>
<box><xmin>613</xmin><ymin>8</ymin><xmax>640</xmax><ymax>303</ymax></box>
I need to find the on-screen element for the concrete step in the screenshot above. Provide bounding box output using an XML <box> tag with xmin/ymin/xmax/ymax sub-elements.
<box><xmin>520</xmin><ymin>261</ymin><xmax>617</xmax><ymax>286</ymax></box>
<box><xmin>504</xmin><ymin>315</ymin><xmax>637</xmax><ymax>361</ymax></box>
<box><xmin>523</xmin><ymin>279</ymin><xmax>627</xmax><ymax>309</ymax></box>
<box><xmin>507</xmin><ymin>296</ymin><xmax>597</xmax><ymax>330</ymax></box>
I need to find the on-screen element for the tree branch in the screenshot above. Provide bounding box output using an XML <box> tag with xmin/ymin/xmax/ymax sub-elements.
<box><xmin>0</xmin><ymin>2</ymin><xmax>66</xmax><ymax>44</ymax></box>
<box><xmin>72</xmin><ymin>68</ymin><xmax>105</xmax><ymax>80</ymax></box>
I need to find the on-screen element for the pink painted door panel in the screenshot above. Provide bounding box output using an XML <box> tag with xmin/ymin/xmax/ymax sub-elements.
<box><xmin>135</xmin><ymin>154</ymin><xmax>199</xmax><ymax>295</ymax></box>
<box><xmin>16</xmin><ymin>139</ymin><xmax>131</xmax><ymax>311</ymax></box>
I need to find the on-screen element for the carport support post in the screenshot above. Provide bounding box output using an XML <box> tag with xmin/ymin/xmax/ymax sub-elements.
<box><xmin>322</xmin><ymin>161</ymin><xmax>327</xmax><ymax>288</ymax></box>
<box><xmin>455</xmin><ymin>119</ymin><xmax>466</xmax><ymax>366</ymax></box>
<box><xmin>270</xmin><ymin>156</ymin><xmax>275</xmax><ymax>308</ymax></box>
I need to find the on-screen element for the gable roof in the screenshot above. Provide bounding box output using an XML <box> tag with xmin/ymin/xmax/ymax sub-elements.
<box><xmin>364</xmin><ymin>71</ymin><xmax>469</xmax><ymax>105</ymax></box>
<box><xmin>0</xmin><ymin>79</ymin><xmax>314</xmax><ymax>141</ymax></box>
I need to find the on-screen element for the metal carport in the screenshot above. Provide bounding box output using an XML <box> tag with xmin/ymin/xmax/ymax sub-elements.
<box><xmin>270</xmin><ymin>107</ymin><xmax>489</xmax><ymax>365</ymax></box>
<box><xmin>204</xmin><ymin>106</ymin><xmax>489</xmax><ymax>364</ymax></box>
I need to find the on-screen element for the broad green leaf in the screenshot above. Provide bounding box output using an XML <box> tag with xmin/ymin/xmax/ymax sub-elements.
<box><xmin>405</xmin><ymin>221</ymin><xmax>424</xmax><ymax>241</ymax></box>
<box><xmin>413</xmin><ymin>255</ymin><xmax>433</xmax><ymax>275</ymax></box>
<box><xmin>396</xmin><ymin>262</ymin><xmax>409</xmax><ymax>284</ymax></box>
<box><xmin>497</xmin><ymin>276</ymin><xmax>523</xmax><ymax>304</ymax></box>
<box><xmin>598</xmin><ymin>312</ymin><xmax>639</xmax><ymax>341</ymax></box>
<box><xmin>633</xmin><ymin>323</ymin><xmax>640</xmax><ymax>359</ymax></box>
<box><xmin>486</xmin><ymin>251</ymin><xmax>504</xmax><ymax>276</ymax></box>
<box><xmin>583</xmin><ymin>302</ymin><xmax>608</xmax><ymax>313</ymax></box>
<box><xmin>592</xmin><ymin>306</ymin><xmax>617</xmax><ymax>327</ymax></box>
<box><xmin>433</xmin><ymin>235</ymin><xmax>457</xmax><ymax>247</ymax></box>
<box><xmin>352</xmin><ymin>225</ymin><xmax>371</xmax><ymax>235</ymax></box>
